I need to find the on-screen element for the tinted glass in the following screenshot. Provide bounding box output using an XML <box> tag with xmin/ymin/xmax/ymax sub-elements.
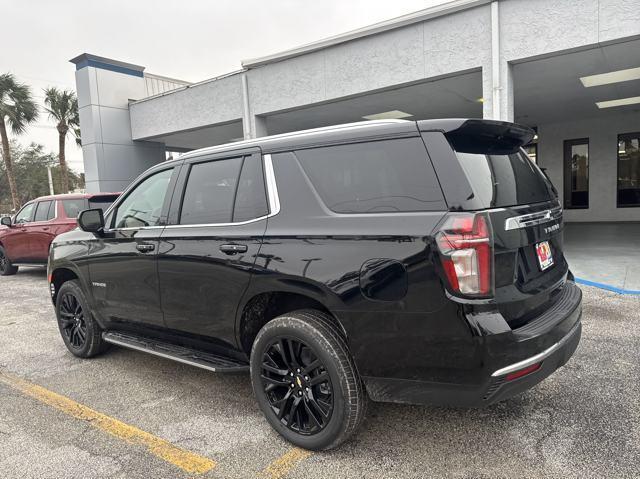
<box><xmin>15</xmin><ymin>203</ymin><xmax>34</xmax><ymax>223</ymax></box>
<box><xmin>618</xmin><ymin>133</ymin><xmax>640</xmax><ymax>207</ymax></box>
<box><xmin>88</xmin><ymin>198</ymin><xmax>117</xmax><ymax>214</ymax></box>
<box><xmin>456</xmin><ymin>150</ymin><xmax>553</xmax><ymax>208</ymax></box>
<box><xmin>114</xmin><ymin>169</ymin><xmax>173</xmax><ymax>228</ymax></box>
<box><xmin>34</xmin><ymin>200</ymin><xmax>53</xmax><ymax>222</ymax></box>
<box><xmin>62</xmin><ymin>199</ymin><xmax>87</xmax><ymax>218</ymax></box>
<box><xmin>563</xmin><ymin>139</ymin><xmax>589</xmax><ymax>209</ymax></box>
<box><xmin>233</xmin><ymin>155</ymin><xmax>269</xmax><ymax>222</ymax></box>
<box><xmin>295</xmin><ymin>138</ymin><xmax>445</xmax><ymax>213</ymax></box>
<box><xmin>180</xmin><ymin>157</ymin><xmax>243</xmax><ymax>225</ymax></box>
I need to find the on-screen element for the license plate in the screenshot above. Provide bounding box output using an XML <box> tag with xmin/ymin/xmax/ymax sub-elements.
<box><xmin>536</xmin><ymin>241</ymin><xmax>554</xmax><ymax>271</ymax></box>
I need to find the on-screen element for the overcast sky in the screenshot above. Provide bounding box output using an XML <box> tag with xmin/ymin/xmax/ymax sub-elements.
<box><xmin>1</xmin><ymin>0</ymin><xmax>449</xmax><ymax>173</ymax></box>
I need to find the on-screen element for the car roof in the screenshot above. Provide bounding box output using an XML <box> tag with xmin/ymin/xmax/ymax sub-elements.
<box><xmin>29</xmin><ymin>192</ymin><xmax>121</xmax><ymax>202</ymax></box>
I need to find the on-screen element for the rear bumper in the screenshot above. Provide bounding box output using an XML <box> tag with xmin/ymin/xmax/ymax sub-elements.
<box><xmin>363</xmin><ymin>281</ymin><xmax>582</xmax><ymax>407</ymax></box>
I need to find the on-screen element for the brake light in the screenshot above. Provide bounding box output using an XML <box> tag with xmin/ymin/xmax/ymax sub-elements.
<box><xmin>435</xmin><ymin>213</ymin><xmax>492</xmax><ymax>296</ymax></box>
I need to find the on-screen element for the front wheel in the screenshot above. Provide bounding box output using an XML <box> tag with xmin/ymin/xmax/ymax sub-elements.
<box><xmin>55</xmin><ymin>280</ymin><xmax>108</xmax><ymax>358</ymax></box>
<box><xmin>250</xmin><ymin>310</ymin><xmax>366</xmax><ymax>450</ymax></box>
<box><xmin>0</xmin><ymin>246</ymin><xmax>18</xmax><ymax>276</ymax></box>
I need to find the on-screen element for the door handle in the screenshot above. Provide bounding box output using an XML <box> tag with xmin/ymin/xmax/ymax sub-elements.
<box><xmin>220</xmin><ymin>244</ymin><xmax>248</xmax><ymax>255</ymax></box>
<box><xmin>136</xmin><ymin>243</ymin><xmax>155</xmax><ymax>253</ymax></box>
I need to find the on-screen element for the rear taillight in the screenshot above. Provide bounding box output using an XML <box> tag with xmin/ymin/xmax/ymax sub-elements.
<box><xmin>435</xmin><ymin>213</ymin><xmax>493</xmax><ymax>297</ymax></box>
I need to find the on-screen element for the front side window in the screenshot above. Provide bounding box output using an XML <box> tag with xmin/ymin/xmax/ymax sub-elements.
<box><xmin>618</xmin><ymin>132</ymin><xmax>640</xmax><ymax>207</ymax></box>
<box><xmin>295</xmin><ymin>138</ymin><xmax>445</xmax><ymax>214</ymax></box>
<box><xmin>34</xmin><ymin>200</ymin><xmax>54</xmax><ymax>222</ymax></box>
<box><xmin>113</xmin><ymin>169</ymin><xmax>173</xmax><ymax>229</ymax></box>
<box><xmin>62</xmin><ymin>199</ymin><xmax>87</xmax><ymax>218</ymax></box>
<box><xmin>180</xmin><ymin>157</ymin><xmax>243</xmax><ymax>225</ymax></box>
<box><xmin>15</xmin><ymin>203</ymin><xmax>35</xmax><ymax>223</ymax></box>
<box><xmin>563</xmin><ymin>139</ymin><xmax>589</xmax><ymax>209</ymax></box>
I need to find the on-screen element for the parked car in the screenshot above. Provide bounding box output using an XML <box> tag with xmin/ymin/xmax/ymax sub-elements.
<box><xmin>47</xmin><ymin>119</ymin><xmax>582</xmax><ymax>450</ymax></box>
<box><xmin>0</xmin><ymin>193</ymin><xmax>119</xmax><ymax>275</ymax></box>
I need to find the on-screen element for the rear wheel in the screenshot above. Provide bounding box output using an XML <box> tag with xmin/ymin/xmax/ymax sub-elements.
<box><xmin>55</xmin><ymin>280</ymin><xmax>107</xmax><ymax>358</ymax></box>
<box><xmin>0</xmin><ymin>246</ymin><xmax>18</xmax><ymax>276</ymax></box>
<box><xmin>250</xmin><ymin>310</ymin><xmax>366</xmax><ymax>450</ymax></box>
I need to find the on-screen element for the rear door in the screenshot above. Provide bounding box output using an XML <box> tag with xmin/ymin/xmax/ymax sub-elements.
<box><xmin>26</xmin><ymin>199</ymin><xmax>57</xmax><ymax>260</ymax></box>
<box><xmin>158</xmin><ymin>150</ymin><xmax>268</xmax><ymax>346</ymax></box>
<box><xmin>422</xmin><ymin>124</ymin><xmax>567</xmax><ymax>327</ymax></box>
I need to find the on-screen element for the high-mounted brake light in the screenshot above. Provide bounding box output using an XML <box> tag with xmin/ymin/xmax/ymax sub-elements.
<box><xmin>435</xmin><ymin>213</ymin><xmax>492</xmax><ymax>296</ymax></box>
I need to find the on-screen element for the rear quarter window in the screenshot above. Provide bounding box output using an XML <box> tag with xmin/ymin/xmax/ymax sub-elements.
<box><xmin>294</xmin><ymin>138</ymin><xmax>446</xmax><ymax>214</ymax></box>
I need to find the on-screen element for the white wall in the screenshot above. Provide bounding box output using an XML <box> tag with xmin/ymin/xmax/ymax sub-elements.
<box><xmin>538</xmin><ymin>111</ymin><xmax>640</xmax><ymax>222</ymax></box>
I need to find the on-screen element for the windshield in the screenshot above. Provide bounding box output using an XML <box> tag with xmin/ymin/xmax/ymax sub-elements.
<box><xmin>456</xmin><ymin>149</ymin><xmax>555</xmax><ymax>208</ymax></box>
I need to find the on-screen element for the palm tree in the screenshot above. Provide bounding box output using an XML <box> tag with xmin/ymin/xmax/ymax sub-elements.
<box><xmin>44</xmin><ymin>87</ymin><xmax>79</xmax><ymax>194</ymax></box>
<box><xmin>0</xmin><ymin>73</ymin><xmax>38</xmax><ymax>210</ymax></box>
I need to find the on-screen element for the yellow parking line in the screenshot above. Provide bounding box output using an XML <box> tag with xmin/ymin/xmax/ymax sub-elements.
<box><xmin>261</xmin><ymin>447</ymin><xmax>312</xmax><ymax>479</ymax></box>
<box><xmin>0</xmin><ymin>370</ymin><xmax>216</xmax><ymax>475</ymax></box>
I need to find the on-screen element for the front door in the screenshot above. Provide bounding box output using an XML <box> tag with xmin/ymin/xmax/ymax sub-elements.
<box><xmin>87</xmin><ymin>166</ymin><xmax>178</xmax><ymax>328</ymax></box>
<box><xmin>3</xmin><ymin>202</ymin><xmax>35</xmax><ymax>262</ymax></box>
<box><xmin>158</xmin><ymin>152</ymin><xmax>269</xmax><ymax>346</ymax></box>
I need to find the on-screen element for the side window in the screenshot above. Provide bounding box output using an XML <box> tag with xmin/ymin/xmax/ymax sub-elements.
<box><xmin>180</xmin><ymin>157</ymin><xmax>243</xmax><ymax>225</ymax></box>
<box><xmin>233</xmin><ymin>155</ymin><xmax>269</xmax><ymax>222</ymax></box>
<box><xmin>62</xmin><ymin>199</ymin><xmax>87</xmax><ymax>218</ymax></box>
<box><xmin>295</xmin><ymin>137</ymin><xmax>446</xmax><ymax>213</ymax></box>
<box><xmin>34</xmin><ymin>201</ymin><xmax>53</xmax><ymax>222</ymax></box>
<box><xmin>47</xmin><ymin>201</ymin><xmax>56</xmax><ymax>220</ymax></box>
<box><xmin>15</xmin><ymin>203</ymin><xmax>35</xmax><ymax>223</ymax></box>
<box><xmin>113</xmin><ymin>169</ymin><xmax>173</xmax><ymax>229</ymax></box>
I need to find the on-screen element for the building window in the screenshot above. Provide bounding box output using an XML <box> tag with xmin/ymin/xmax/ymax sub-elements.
<box><xmin>563</xmin><ymin>138</ymin><xmax>589</xmax><ymax>209</ymax></box>
<box><xmin>617</xmin><ymin>132</ymin><xmax>640</xmax><ymax>207</ymax></box>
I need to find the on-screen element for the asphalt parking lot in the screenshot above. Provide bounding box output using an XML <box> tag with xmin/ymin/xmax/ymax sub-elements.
<box><xmin>0</xmin><ymin>268</ymin><xmax>638</xmax><ymax>479</ymax></box>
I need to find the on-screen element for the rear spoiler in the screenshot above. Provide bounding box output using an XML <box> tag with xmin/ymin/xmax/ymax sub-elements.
<box><xmin>418</xmin><ymin>119</ymin><xmax>535</xmax><ymax>155</ymax></box>
<box><xmin>87</xmin><ymin>193</ymin><xmax>120</xmax><ymax>202</ymax></box>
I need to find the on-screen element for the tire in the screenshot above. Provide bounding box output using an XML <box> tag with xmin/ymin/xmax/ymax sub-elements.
<box><xmin>55</xmin><ymin>280</ymin><xmax>108</xmax><ymax>358</ymax></box>
<box><xmin>0</xmin><ymin>246</ymin><xmax>18</xmax><ymax>276</ymax></box>
<box><xmin>250</xmin><ymin>309</ymin><xmax>366</xmax><ymax>450</ymax></box>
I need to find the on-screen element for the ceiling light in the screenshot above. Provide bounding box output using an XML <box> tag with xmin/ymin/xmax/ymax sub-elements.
<box><xmin>580</xmin><ymin>67</ymin><xmax>640</xmax><ymax>87</ymax></box>
<box><xmin>362</xmin><ymin>110</ymin><xmax>412</xmax><ymax>120</ymax></box>
<box><xmin>596</xmin><ymin>96</ymin><xmax>640</xmax><ymax>109</ymax></box>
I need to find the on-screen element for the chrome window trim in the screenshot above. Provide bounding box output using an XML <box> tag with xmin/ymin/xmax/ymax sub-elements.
<box><xmin>108</xmin><ymin>154</ymin><xmax>281</xmax><ymax>232</ymax></box>
<box><xmin>504</xmin><ymin>206</ymin><xmax>562</xmax><ymax>231</ymax></box>
<box><xmin>491</xmin><ymin>320</ymin><xmax>581</xmax><ymax>377</ymax></box>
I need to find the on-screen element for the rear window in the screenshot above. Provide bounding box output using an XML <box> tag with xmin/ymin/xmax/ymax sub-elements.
<box><xmin>61</xmin><ymin>199</ymin><xmax>87</xmax><ymax>218</ymax></box>
<box><xmin>455</xmin><ymin>150</ymin><xmax>554</xmax><ymax>208</ymax></box>
<box><xmin>295</xmin><ymin>138</ymin><xmax>446</xmax><ymax>214</ymax></box>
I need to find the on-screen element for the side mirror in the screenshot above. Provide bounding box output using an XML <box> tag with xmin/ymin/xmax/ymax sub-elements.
<box><xmin>0</xmin><ymin>216</ymin><xmax>12</xmax><ymax>227</ymax></box>
<box><xmin>78</xmin><ymin>209</ymin><xmax>105</xmax><ymax>234</ymax></box>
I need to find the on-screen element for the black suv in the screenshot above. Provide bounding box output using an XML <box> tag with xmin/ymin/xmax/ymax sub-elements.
<box><xmin>48</xmin><ymin>119</ymin><xmax>582</xmax><ymax>450</ymax></box>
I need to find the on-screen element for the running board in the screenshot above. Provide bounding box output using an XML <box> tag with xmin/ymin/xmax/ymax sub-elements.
<box><xmin>102</xmin><ymin>331</ymin><xmax>249</xmax><ymax>373</ymax></box>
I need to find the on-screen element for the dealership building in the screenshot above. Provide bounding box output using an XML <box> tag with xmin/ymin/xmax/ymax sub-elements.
<box><xmin>72</xmin><ymin>0</ymin><xmax>640</xmax><ymax>222</ymax></box>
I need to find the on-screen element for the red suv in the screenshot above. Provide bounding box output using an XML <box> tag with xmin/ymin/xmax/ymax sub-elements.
<box><xmin>0</xmin><ymin>193</ymin><xmax>119</xmax><ymax>275</ymax></box>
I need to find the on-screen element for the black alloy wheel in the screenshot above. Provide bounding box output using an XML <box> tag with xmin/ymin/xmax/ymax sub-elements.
<box><xmin>55</xmin><ymin>280</ymin><xmax>107</xmax><ymax>358</ymax></box>
<box><xmin>261</xmin><ymin>337</ymin><xmax>334</xmax><ymax>435</ymax></box>
<box><xmin>58</xmin><ymin>292</ymin><xmax>88</xmax><ymax>349</ymax></box>
<box><xmin>251</xmin><ymin>310</ymin><xmax>366</xmax><ymax>450</ymax></box>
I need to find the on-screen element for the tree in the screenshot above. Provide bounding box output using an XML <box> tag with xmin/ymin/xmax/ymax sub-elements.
<box><xmin>0</xmin><ymin>73</ymin><xmax>38</xmax><ymax>210</ymax></box>
<box><xmin>0</xmin><ymin>141</ymin><xmax>84</xmax><ymax>212</ymax></box>
<box><xmin>44</xmin><ymin>87</ymin><xmax>79</xmax><ymax>194</ymax></box>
